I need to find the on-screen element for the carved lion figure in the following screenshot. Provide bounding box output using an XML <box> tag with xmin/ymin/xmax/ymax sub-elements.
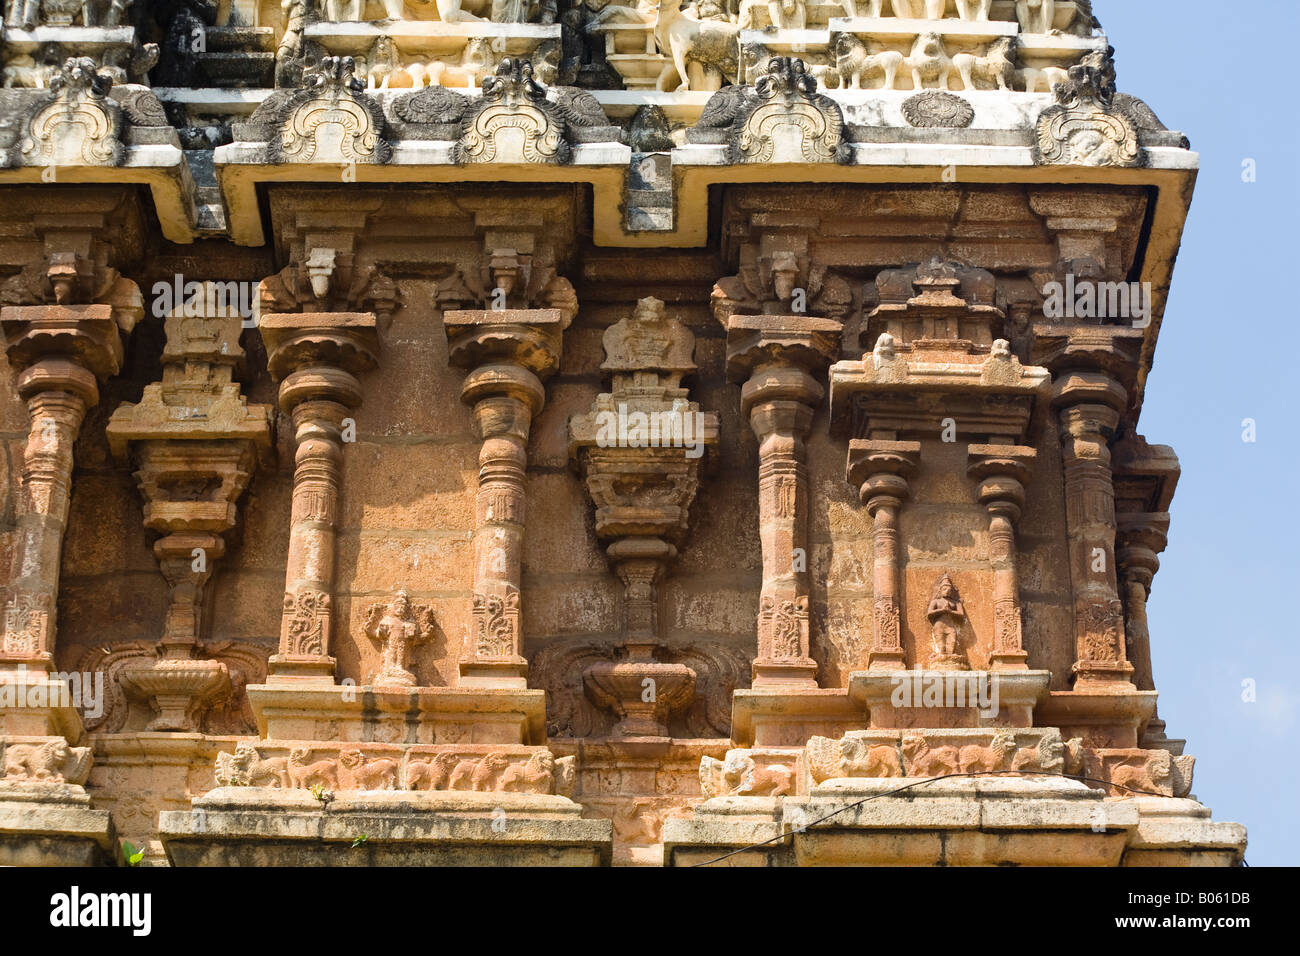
<box><xmin>363</xmin><ymin>35</ymin><xmax>398</xmax><ymax>89</ymax></box>
<box><xmin>840</xmin><ymin>737</ymin><xmax>903</xmax><ymax>778</ymax></box>
<box><xmin>339</xmin><ymin>749</ymin><xmax>398</xmax><ymax>790</ymax></box>
<box><xmin>958</xmin><ymin>732</ymin><xmax>1017</xmax><ymax>774</ymax></box>
<box><xmin>904</xmin><ymin>32</ymin><xmax>953</xmax><ymax>91</ymax></box>
<box><xmin>500</xmin><ymin>750</ymin><xmax>555</xmax><ymax>793</ymax></box>
<box><xmin>407</xmin><ymin>752</ymin><xmax>459</xmax><ymax>791</ymax></box>
<box><xmin>901</xmin><ymin>735</ymin><xmax>960</xmax><ymax>777</ymax></box>
<box><xmin>449</xmin><ymin>752</ymin><xmax>511</xmax><ymax>791</ymax></box>
<box><xmin>2</xmin><ymin>739</ymin><xmax>92</xmax><ymax>785</ymax></box>
<box><xmin>214</xmin><ymin>743</ymin><xmax>289</xmax><ymax>788</ymax></box>
<box><xmin>288</xmin><ymin>748</ymin><xmax>338</xmax><ymax>790</ymax></box>
<box><xmin>700</xmin><ymin>751</ymin><xmax>793</xmax><ymax>797</ymax></box>
<box><xmin>1110</xmin><ymin>750</ymin><xmax>1172</xmax><ymax>796</ymax></box>
<box><xmin>953</xmin><ymin>36</ymin><xmax>1016</xmax><ymax>92</ymax></box>
<box><xmin>1010</xmin><ymin>734</ymin><xmax>1068</xmax><ymax>774</ymax></box>
<box><xmin>835</xmin><ymin>34</ymin><xmax>903</xmax><ymax>91</ymax></box>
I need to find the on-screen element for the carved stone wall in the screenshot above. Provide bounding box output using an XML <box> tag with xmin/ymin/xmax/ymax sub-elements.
<box><xmin>0</xmin><ymin>0</ymin><xmax>1244</xmax><ymax>868</ymax></box>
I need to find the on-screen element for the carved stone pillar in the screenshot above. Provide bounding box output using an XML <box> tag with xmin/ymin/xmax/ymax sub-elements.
<box><xmin>1</xmin><ymin>305</ymin><xmax>125</xmax><ymax>678</ymax></box>
<box><xmin>1033</xmin><ymin>325</ymin><xmax>1144</xmax><ymax>691</ymax></box>
<box><xmin>1051</xmin><ymin>371</ymin><xmax>1133</xmax><ymax>687</ymax></box>
<box><xmin>847</xmin><ymin>440</ymin><xmax>920</xmax><ymax>671</ymax></box>
<box><xmin>724</xmin><ymin>315</ymin><xmax>840</xmax><ymax>688</ymax></box>
<box><xmin>967</xmin><ymin>445</ymin><xmax>1036</xmax><ymax>671</ymax></box>
<box><xmin>260</xmin><ymin>313</ymin><xmax>379</xmax><ymax>684</ymax></box>
<box><xmin>1116</xmin><ymin>514</ymin><xmax>1167</xmax><ymax>697</ymax></box>
<box><xmin>448</xmin><ymin>309</ymin><xmax>566</xmax><ymax>688</ymax></box>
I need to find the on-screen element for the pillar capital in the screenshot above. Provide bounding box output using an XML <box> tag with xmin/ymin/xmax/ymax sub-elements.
<box><xmin>446</xmin><ymin>308</ymin><xmax>568</xmax><ymax>389</ymax></box>
<box><xmin>260</xmin><ymin>311</ymin><xmax>380</xmax><ymax>404</ymax></box>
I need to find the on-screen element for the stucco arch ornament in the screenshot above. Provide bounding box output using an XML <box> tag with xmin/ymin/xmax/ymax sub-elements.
<box><xmin>18</xmin><ymin>57</ymin><xmax>125</xmax><ymax>168</ymax></box>
<box><xmin>1033</xmin><ymin>47</ymin><xmax>1144</xmax><ymax>169</ymax></box>
<box><xmin>454</xmin><ymin>58</ymin><xmax>569</xmax><ymax>165</ymax></box>
<box><xmin>274</xmin><ymin>56</ymin><xmax>392</xmax><ymax>165</ymax></box>
<box><xmin>730</xmin><ymin>57</ymin><xmax>849</xmax><ymax>165</ymax></box>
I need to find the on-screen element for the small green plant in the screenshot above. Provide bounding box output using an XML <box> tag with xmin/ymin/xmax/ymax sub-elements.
<box><xmin>351</xmin><ymin>834</ymin><xmax>368</xmax><ymax>849</ymax></box>
<box><xmin>310</xmin><ymin>783</ymin><xmax>333</xmax><ymax>805</ymax></box>
<box><xmin>122</xmin><ymin>840</ymin><xmax>145</xmax><ymax>867</ymax></box>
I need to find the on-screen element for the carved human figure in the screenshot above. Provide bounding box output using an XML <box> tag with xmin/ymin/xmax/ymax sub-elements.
<box><xmin>926</xmin><ymin>574</ymin><xmax>968</xmax><ymax>668</ymax></box>
<box><xmin>364</xmin><ymin>589</ymin><xmax>435</xmax><ymax>687</ymax></box>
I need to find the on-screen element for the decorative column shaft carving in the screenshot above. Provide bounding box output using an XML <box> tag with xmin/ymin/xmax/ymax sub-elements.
<box><xmin>724</xmin><ymin>315</ymin><xmax>840</xmax><ymax>687</ymax></box>
<box><xmin>848</xmin><ymin>440</ymin><xmax>920</xmax><ymax>671</ymax></box>
<box><xmin>968</xmin><ymin>445</ymin><xmax>1036</xmax><ymax>671</ymax></box>
<box><xmin>1116</xmin><ymin>513</ymin><xmax>1168</xmax><ymax>698</ymax></box>
<box><xmin>448</xmin><ymin>309</ymin><xmax>566</xmax><ymax>688</ymax></box>
<box><xmin>261</xmin><ymin>313</ymin><xmax>379</xmax><ymax>683</ymax></box>
<box><xmin>1</xmin><ymin>304</ymin><xmax>127</xmax><ymax>671</ymax></box>
<box><xmin>1052</xmin><ymin>372</ymin><xmax>1132</xmax><ymax>685</ymax></box>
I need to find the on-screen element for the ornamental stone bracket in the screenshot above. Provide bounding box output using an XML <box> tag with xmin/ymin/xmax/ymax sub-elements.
<box><xmin>569</xmin><ymin>297</ymin><xmax>718</xmax><ymax>738</ymax></box>
<box><xmin>105</xmin><ymin>303</ymin><xmax>274</xmax><ymax>732</ymax></box>
<box><xmin>1033</xmin><ymin>46</ymin><xmax>1144</xmax><ymax>169</ymax></box>
<box><xmin>455</xmin><ymin>58</ymin><xmax>570</xmax><ymax>165</ymax></box>
<box><xmin>711</xmin><ymin>213</ymin><xmax>855</xmax><ymax>328</ymax></box>
<box><xmin>0</xmin><ymin>57</ymin><xmax>178</xmax><ymax>171</ymax></box>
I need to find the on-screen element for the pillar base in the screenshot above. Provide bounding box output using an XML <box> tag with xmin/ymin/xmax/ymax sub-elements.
<box><xmin>751</xmin><ymin>659</ymin><xmax>818</xmax><ymax>689</ymax></box>
<box><xmin>849</xmin><ymin>669</ymin><xmax>1051</xmax><ymax>729</ymax></box>
<box><xmin>1035</xmin><ymin>687</ymin><xmax>1158</xmax><ymax>749</ymax></box>
<box><xmin>730</xmin><ymin>687</ymin><xmax>863</xmax><ymax>748</ymax></box>
<box><xmin>458</xmin><ymin>658</ymin><xmax>529</xmax><ymax>690</ymax></box>
<box><xmin>266</xmin><ymin>655</ymin><xmax>337</xmax><ymax>687</ymax></box>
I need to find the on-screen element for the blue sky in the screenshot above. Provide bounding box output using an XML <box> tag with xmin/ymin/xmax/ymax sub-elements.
<box><xmin>1099</xmin><ymin>1</ymin><xmax>1299</xmax><ymax>866</ymax></box>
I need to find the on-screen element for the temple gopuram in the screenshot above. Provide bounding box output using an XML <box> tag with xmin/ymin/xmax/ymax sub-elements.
<box><xmin>0</xmin><ymin>0</ymin><xmax>1246</xmax><ymax>866</ymax></box>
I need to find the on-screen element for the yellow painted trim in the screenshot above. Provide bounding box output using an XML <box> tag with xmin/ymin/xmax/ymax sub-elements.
<box><xmin>0</xmin><ymin>164</ymin><xmax>197</xmax><ymax>246</ymax></box>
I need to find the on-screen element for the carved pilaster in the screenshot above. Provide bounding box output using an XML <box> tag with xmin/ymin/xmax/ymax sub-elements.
<box><xmin>260</xmin><ymin>312</ymin><xmax>379</xmax><ymax>683</ymax></box>
<box><xmin>1035</xmin><ymin>325</ymin><xmax>1143</xmax><ymax>688</ymax></box>
<box><xmin>448</xmin><ymin>308</ymin><xmax>564</xmax><ymax>688</ymax></box>
<box><xmin>1</xmin><ymin>302</ymin><xmax>129</xmax><ymax>673</ymax></box>
<box><xmin>847</xmin><ymin>440</ymin><xmax>920</xmax><ymax>671</ymax></box>
<box><xmin>723</xmin><ymin>314</ymin><xmax>840</xmax><ymax>687</ymax></box>
<box><xmin>968</xmin><ymin>445</ymin><xmax>1036</xmax><ymax>671</ymax></box>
